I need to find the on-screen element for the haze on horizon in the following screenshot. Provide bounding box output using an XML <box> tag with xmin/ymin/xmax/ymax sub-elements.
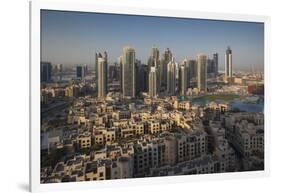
<box><xmin>41</xmin><ymin>10</ymin><xmax>264</xmax><ymax>72</ymax></box>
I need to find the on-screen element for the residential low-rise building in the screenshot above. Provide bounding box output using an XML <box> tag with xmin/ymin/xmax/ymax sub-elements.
<box><xmin>77</xmin><ymin>131</ymin><xmax>91</xmax><ymax>148</ymax></box>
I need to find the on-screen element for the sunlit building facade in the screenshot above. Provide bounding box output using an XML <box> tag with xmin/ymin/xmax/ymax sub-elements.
<box><xmin>197</xmin><ymin>54</ymin><xmax>208</xmax><ymax>92</ymax></box>
<box><xmin>122</xmin><ymin>46</ymin><xmax>136</xmax><ymax>98</ymax></box>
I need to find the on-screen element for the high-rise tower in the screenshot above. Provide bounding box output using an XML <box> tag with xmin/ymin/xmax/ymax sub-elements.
<box><xmin>97</xmin><ymin>52</ymin><xmax>108</xmax><ymax>98</ymax></box>
<box><xmin>76</xmin><ymin>64</ymin><xmax>86</xmax><ymax>80</ymax></box>
<box><xmin>122</xmin><ymin>46</ymin><xmax>136</xmax><ymax>98</ymax></box>
<box><xmin>167</xmin><ymin>57</ymin><xmax>177</xmax><ymax>95</ymax></box>
<box><xmin>197</xmin><ymin>54</ymin><xmax>208</xmax><ymax>92</ymax></box>
<box><xmin>149</xmin><ymin>66</ymin><xmax>157</xmax><ymax>98</ymax></box>
<box><xmin>179</xmin><ymin>59</ymin><xmax>190</xmax><ymax>96</ymax></box>
<box><xmin>41</xmin><ymin>62</ymin><xmax>52</xmax><ymax>83</ymax></box>
<box><xmin>148</xmin><ymin>47</ymin><xmax>160</xmax><ymax>68</ymax></box>
<box><xmin>213</xmin><ymin>53</ymin><xmax>219</xmax><ymax>77</ymax></box>
<box><xmin>160</xmin><ymin>48</ymin><xmax>173</xmax><ymax>89</ymax></box>
<box><xmin>225</xmin><ymin>47</ymin><xmax>233</xmax><ymax>81</ymax></box>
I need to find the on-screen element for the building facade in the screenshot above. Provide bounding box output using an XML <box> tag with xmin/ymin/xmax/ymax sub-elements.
<box><xmin>97</xmin><ymin>52</ymin><xmax>108</xmax><ymax>98</ymax></box>
<box><xmin>225</xmin><ymin>47</ymin><xmax>233</xmax><ymax>81</ymax></box>
<box><xmin>213</xmin><ymin>53</ymin><xmax>219</xmax><ymax>77</ymax></box>
<box><xmin>197</xmin><ymin>54</ymin><xmax>208</xmax><ymax>92</ymax></box>
<box><xmin>167</xmin><ymin>57</ymin><xmax>177</xmax><ymax>95</ymax></box>
<box><xmin>179</xmin><ymin>59</ymin><xmax>189</xmax><ymax>96</ymax></box>
<box><xmin>160</xmin><ymin>48</ymin><xmax>173</xmax><ymax>89</ymax></box>
<box><xmin>136</xmin><ymin>64</ymin><xmax>149</xmax><ymax>94</ymax></box>
<box><xmin>41</xmin><ymin>61</ymin><xmax>52</xmax><ymax>82</ymax></box>
<box><xmin>122</xmin><ymin>46</ymin><xmax>136</xmax><ymax>98</ymax></box>
<box><xmin>76</xmin><ymin>64</ymin><xmax>86</xmax><ymax>80</ymax></box>
<box><xmin>149</xmin><ymin>66</ymin><xmax>157</xmax><ymax>98</ymax></box>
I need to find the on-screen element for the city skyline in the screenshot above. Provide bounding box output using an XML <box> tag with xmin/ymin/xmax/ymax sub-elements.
<box><xmin>41</xmin><ymin>10</ymin><xmax>264</xmax><ymax>72</ymax></box>
<box><xmin>40</xmin><ymin>9</ymin><xmax>265</xmax><ymax>183</ymax></box>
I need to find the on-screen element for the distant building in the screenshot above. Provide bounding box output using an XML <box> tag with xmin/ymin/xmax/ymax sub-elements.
<box><xmin>213</xmin><ymin>53</ymin><xmax>219</xmax><ymax>76</ymax></box>
<box><xmin>95</xmin><ymin>52</ymin><xmax>100</xmax><ymax>82</ymax></box>
<box><xmin>207</xmin><ymin>59</ymin><xmax>214</xmax><ymax>74</ymax></box>
<box><xmin>207</xmin><ymin>58</ymin><xmax>218</xmax><ymax>79</ymax></box>
<box><xmin>188</xmin><ymin>59</ymin><xmax>197</xmax><ymax>79</ymax></box>
<box><xmin>160</xmin><ymin>48</ymin><xmax>173</xmax><ymax>89</ymax></box>
<box><xmin>167</xmin><ymin>57</ymin><xmax>177</xmax><ymax>95</ymax></box>
<box><xmin>148</xmin><ymin>47</ymin><xmax>160</xmax><ymax>69</ymax></box>
<box><xmin>149</xmin><ymin>66</ymin><xmax>157</xmax><ymax>98</ymax></box>
<box><xmin>197</xmin><ymin>54</ymin><xmax>208</xmax><ymax>92</ymax></box>
<box><xmin>148</xmin><ymin>47</ymin><xmax>161</xmax><ymax>93</ymax></box>
<box><xmin>179</xmin><ymin>59</ymin><xmax>189</xmax><ymax>96</ymax></box>
<box><xmin>76</xmin><ymin>64</ymin><xmax>86</xmax><ymax>80</ymax></box>
<box><xmin>136</xmin><ymin>64</ymin><xmax>149</xmax><ymax>94</ymax></box>
<box><xmin>53</xmin><ymin>63</ymin><xmax>63</xmax><ymax>81</ymax></box>
<box><xmin>225</xmin><ymin>47</ymin><xmax>233</xmax><ymax>81</ymax></box>
<box><xmin>41</xmin><ymin>61</ymin><xmax>52</xmax><ymax>82</ymax></box>
<box><xmin>97</xmin><ymin>52</ymin><xmax>108</xmax><ymax>98</ymax></box>
<box><xmin>108</xmin><ymin>62</ymin><xmax>120</xmax><ymax>82</ymax></box>
<box><xmin>122</xmin><ymin>46</ymin><xmax>136</xmax><ymax>98</ymax></box>
<box><xmin>118</xmin><ymin>56</ymin><xmax>123</xmax><ymax>91</ymax></box>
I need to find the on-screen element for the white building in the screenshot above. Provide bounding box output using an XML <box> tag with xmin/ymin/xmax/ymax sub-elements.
<box><xmin>167</xmin><ymin>57</ymin><xmax>177</xmax><ymax>95</ymax></box>
<box><xmin>149</xmin><ymin>66</ymin><xmax>157</xmax><ymax>98</ymax></box>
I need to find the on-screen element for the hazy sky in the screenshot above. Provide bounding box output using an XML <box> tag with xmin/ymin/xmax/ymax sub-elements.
<box><xmin>41</xmin><ymin>10</ymin><xmax>264</xmax><ymax>72</ymax></box>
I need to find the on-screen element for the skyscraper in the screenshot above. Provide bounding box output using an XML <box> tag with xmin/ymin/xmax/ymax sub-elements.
<box><xmin>148</xmin><ymin>47</ymin><xmax>161</xmax><ymax>93</ymax></box>
<box><xmin>118</xmin><ymin>56</ymin><xmax>123</xmax><ymax>92</ymax></box>
<box><xmin>76</xmin><ymin>64</ymin><xmax>86</xmax><ymax>80</ymax></box>
<box><xmin>213</xmin><ymin>53</ymin><xmax>219</xmax><ymax>77</ymax></box>
<box><xmin>160</xmin><ymin>48</ymin><xmax>173</xmax><ymax>89</ymax></box>
<box><xmin>179</xmin><ymin>59</ymin><xmax>189</xmax><ymax>96</ymax></box>
<box><xmin>188</xmin><ymin>59</ymin><xmax>197</xmax><ymax>80</ymax></box>
<box><xmin>95</xmin><ymin>52</ymin><xmax>99</xmax><ymax>81</ymax></box>
<box><xmin>207</xmin><ymin>59</ymin><xmax>215</xmax><ymax>78</ymax></box>
<box><xmin>97</xmin><ymin>52</ymin><xmax>108</xmax><ymax>98</ymax></box>
<box><xmin>108</xmin><ymin>63</ymin><xmax>118</xmax><ymax>83</ymax></box>
<box><xmin>122</xmin><ymin>46</ymin><xmax>136</xmax><ymax>98</ymax></box>
<box><xmin>225</xmin><ymin>47</ymin><xmax>233</xmax><ymax>81</ymax></box>
<box><xmin>41</xmin><ymin>62</ymin><xmax>52</xmax><ymax>82</ymax></box>
<box><xmin>167</xmin><ymin>57</ymin><xmax>177</xmax><ymax>95</ymax></box>
<box><xmin>197</xmin><ymin>54</ymin><xmax>208</xmax><ymax>92</ymax></box>
<box><xmin>149</xmin><ymin>66</ymin><xmax>157</xmax><ymax>98</ymax></box>
<box><xmin>136</xmin><ymin>64</ymin><xmax>149</xmax><ymax>94</ymax></box>
<box><xmin>148</xmin><ymin>47</ymin><xmax>160</xmax><ymax>69</ymax></box>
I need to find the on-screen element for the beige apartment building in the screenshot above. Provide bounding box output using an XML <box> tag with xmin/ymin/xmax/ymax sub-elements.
<box><xmin>77</xmin><ymin>131</ymin><xmax>91</xmax><ymax>149</ymax></box>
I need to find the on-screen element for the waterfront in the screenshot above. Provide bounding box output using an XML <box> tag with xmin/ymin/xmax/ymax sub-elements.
<box><xmin>231</xmin><ymin>96</ymin><xmax>264</xmax><ymax>113</ymax></box>
<box><xmin>191</xmin><ymin>94</ymin><xmax>264</xmax><ymax>113</ymax></box>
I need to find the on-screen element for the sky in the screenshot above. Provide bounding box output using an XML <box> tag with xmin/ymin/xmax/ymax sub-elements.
<box><xmin>41</xmin><ymin>10</ymin><xmax>264</xmax><ymax>72</ymax></box>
